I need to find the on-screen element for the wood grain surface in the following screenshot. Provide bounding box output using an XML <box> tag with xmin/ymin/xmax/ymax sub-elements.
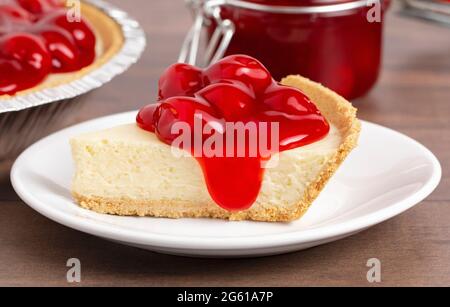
<box><xmin>0</xmin><ymin>0</ymin><xmax>449</xmax><ymax>286</ymax></box>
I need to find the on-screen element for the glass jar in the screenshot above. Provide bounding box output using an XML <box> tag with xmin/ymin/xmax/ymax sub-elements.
<box><xmin>183</xmin><ymin>0</ymin><xmax>391</xmax><ymax>100</ymax></box>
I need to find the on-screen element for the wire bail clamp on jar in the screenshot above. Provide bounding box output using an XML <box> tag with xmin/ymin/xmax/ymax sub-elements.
<box><xmin>179</xmin><ymin>0</ymin><xmax>236</xmax><ymax>67</ymax></box>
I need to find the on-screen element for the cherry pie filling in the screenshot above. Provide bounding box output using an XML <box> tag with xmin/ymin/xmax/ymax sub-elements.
<box><xmin>0</xmin><ymin>0</ymin><xmax>96</xmax><ymax>95</ymax></box>
<box><xmin>137</xmin><ymin>55</ymin><xmax>331</xmax><ymax>211</ymax></box>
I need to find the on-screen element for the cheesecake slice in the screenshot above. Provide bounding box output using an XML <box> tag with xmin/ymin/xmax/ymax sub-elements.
<box><xmin>71</xmin><ymin>75</ymin><xmax>360</xmax><ymax>222</ymax></box>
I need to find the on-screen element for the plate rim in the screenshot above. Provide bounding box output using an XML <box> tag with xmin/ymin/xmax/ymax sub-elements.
<box><xmin>10</xmin><ymin>112</ymin><xmax>442</xmax><ymax>251</ymax></box>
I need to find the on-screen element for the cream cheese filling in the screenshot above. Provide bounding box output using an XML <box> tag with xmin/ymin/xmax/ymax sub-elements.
<box><xmin>71</xmin><ymin>123</ymin><xmax>342</xmax><ymax>209</ymax></box>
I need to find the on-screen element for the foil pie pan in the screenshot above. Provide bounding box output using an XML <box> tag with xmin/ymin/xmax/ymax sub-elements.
<box><xmin>0</xmin><ymin>0</ymin><xmax>146</xmax><ymax>161</ymax></box>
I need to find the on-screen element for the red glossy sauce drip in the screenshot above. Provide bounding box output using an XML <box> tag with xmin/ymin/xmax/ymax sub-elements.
<box><xmin>137</xmin><ymin>55</ymin><xmax>330</xmax><ymax>211</ymax></box>
<box><xmin>0</xmin><ymin>0</ymin><xmax>96</xmax><ymax>95</ymax></box>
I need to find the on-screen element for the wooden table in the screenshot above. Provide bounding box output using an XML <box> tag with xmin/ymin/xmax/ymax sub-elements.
<box><xmin>0</xmin><ymin>0</ymin><xmax>449</xmax><ymax>287</ymax></box>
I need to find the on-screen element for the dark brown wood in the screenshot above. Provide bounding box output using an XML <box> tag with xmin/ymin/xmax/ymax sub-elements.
<box><xmin>0</xmin><ymin>0</ymin><xmax>449</xmax><ymax>286</ymax></box>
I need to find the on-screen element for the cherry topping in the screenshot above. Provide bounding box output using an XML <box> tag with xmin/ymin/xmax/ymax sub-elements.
<box><xmin>136</xmin><ymin>103</ymin><xmax>160</xmax><ymax>133</ymax></box>
<box><xmin>196</xmin><ymin>82</ymin><xmax>256</xmax><ymax>121</ymax></box>
<box><xmin>46</xmin><ymin>11</ymin><xmax>96</xmax><ymax>68</ymax></box>
<box><xmin>158</xmin><ymin>63</ymin><xmax>204</xmax><ymax>100</ymax></box>
<box><xmin>263</xmin><ymin>84</ymin><xmax>314</xmax><ymax>115</ymax></box>
<box><xmin>204</xmin><ymin>54</ymin><xmax>272</xmax><ymax>94</ymax></box>
<box><xmin>0</xmin><ymin>4</ymin><xmax>34</xmax><ymax>22</ymax></box>
<box><xmin>198</xmin><ymin>156</ymin><xmax>264</xmax><ymax>211</ymax></box>
<box><xmin>0</xmin><ymin>0</ymin><xmax>96</xmax><ymax>95</ymax></box>
<box><xmin>0</xmin><ymin>33</ymin><xmax>51</xmax><ymax>94</ymax></box>
<box><xmin>137</xmin><ymin>55</ymin><xmax>330</xmax><ymax>211</ymax></box>
<box><xmin>16</xmin><ymin>0</ymin><xmax>62</xmax><ymax>15</ymax></box>
<box><xmin>153</xmin><ymin>97</ymin><xmax>220</xmax><ymax>144</ymax></box>
<box><xmin>38</xmin><ymin>27</ymin><xmax>81</xmax><ymax>72</ymax></box>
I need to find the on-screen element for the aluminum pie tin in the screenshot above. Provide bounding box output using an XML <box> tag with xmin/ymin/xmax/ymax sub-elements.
<box><xmin>0</xmin><ymin>0</ymin><xmax>146</xmax><ymax>161</ymax></box>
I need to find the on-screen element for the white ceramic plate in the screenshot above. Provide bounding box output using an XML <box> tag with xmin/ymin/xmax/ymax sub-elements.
<box><xmin>11</xmin><ymin>111</ymin><xmax>441</xmax><ymax>257</ymax></box>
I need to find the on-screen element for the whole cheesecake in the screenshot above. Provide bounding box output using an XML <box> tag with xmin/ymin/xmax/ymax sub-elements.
<box><xmin>70</xmin><ymin>54</ymin><xmax>360</xmax><ymax>222</ymax></box>
<box><xmin>0</xmin><ymin>0</ymin><xmax>123</xmax><ymax>99</ymax></box>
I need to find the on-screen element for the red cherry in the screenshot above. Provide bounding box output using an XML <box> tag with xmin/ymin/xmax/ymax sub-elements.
<box><xmin>16</xmin><ymin>0</ymin><xmax>62</xmax><ymax>15</ymax></box>
<box><xmin>0</xmin><ymin>59</ymin><xmax>21</xmax><ymax>94</ymax></box>
<box><xmin>153</xmin><ymin>97</ymin><xmax>220</xmax><ymax>145</ymax></box>
<box><xmin>136</xmin><ymin>103</ymin><xmax>160</xmax><ymax>133</ymax></box>
<box><xmin>38</xmin><ymin>27</ymin><xmax>81</xmax><ymax>72</ymax></box>
<box><xmin>263</xmin><ymin>84</ymin><xmax>320</xmax><ymax>117</ymax></box>
<box><xmin>0</xmin><ymin>4</ymin><xmax>34</xmax><ymax>36</ymax></box>
<box><xmin>42</xmin><ymin>11</ymin><xmax>96</xmax><ymax>68</ymax></box>
<box><xmin>0</xmin><ymin>33</ymin><xmax>51</xmax><ymax>72</ymax></box>
<box><xmin>158</xmin><ymin>63</ymin><xmax>204</xmax><ymax>100</ymax></box>
<box><xmin>196</xmin><ymin>83</ymin><xmax>256</xmax><ymax>121</ymax></box>
<box><xmin>0</xmin><ymin>4</ymin><xmax>35</xmax><ymax>21</ymax></box>
<box><xmin>0</xmin><ymin>33</ymin><xmax>51</xmax><ymax>95</ymax></box>
<box><xmin>204</xmin><ymin>54</ymin><xmax>272</xmax><ymax>94</ymax></box>
<box><xmin>260</xmin><ymin>85</ymin><xmax>330</xmax><ymax>151</ymax></box>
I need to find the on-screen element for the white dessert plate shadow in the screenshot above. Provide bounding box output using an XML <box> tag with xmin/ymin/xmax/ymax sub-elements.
<box><xmin>11</xmin><ymin>111</ymin><xmax>441</xmax><ymax>257</ymax></box>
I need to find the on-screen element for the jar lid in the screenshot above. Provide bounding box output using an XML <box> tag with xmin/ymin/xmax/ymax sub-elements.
<box><xmin>246</xmin><ymin>0</ymin><xmax>365</xmax><ymax>7</ymax></box>
<box><xmin>201</xmin><ymin>0</ymin><xmax>379</xmax><ymax>14</ymax></box>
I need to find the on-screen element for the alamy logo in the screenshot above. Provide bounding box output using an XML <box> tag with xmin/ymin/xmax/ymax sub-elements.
<box><xmin>66</xmin><ymin>0</ymin><xmax>81</xmax><ymax>23</ymax></box>
<box><xmin>366</xmin><ymin>258</ymin><xmax>381</xmax><ymax>283</ymax></box>
<box><xmin>170</xmin><ymin>114</ymin><xmax>281</xmax><ymax>168</ymax></box>
<box><xmin>66</xmin><ymin>258</ymin><xmax>81</xmax><ymax>283</ymax></box>
<box><xmin>366</xmin><ymin>0</ymin><xmax>382</xmax><ymax>23</ymax></box>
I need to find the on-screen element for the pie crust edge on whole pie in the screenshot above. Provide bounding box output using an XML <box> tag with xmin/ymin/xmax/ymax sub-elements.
<box><xmin>71</xmin><ymin>75</ymin><xmax>361</xmax><ymax>222</ymax></box>
<box><xmin>0</xmin><ymin>2</ymin><xmax>124</xmax><ymax>100</ymax></box>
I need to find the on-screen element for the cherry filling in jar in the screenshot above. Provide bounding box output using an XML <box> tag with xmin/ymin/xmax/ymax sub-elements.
<box><xmin>202</xmin><ymin>0</ymin><xmax>390</xmax><ymax>100</ymax></box>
